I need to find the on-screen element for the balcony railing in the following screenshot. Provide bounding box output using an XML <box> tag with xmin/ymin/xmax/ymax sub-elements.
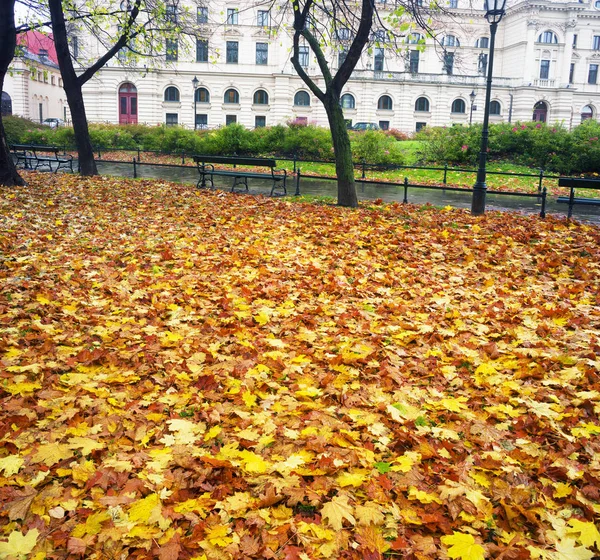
<box><xmin>533</xmin><ymin>78</ymin><xmax>556</xmax><ymax>87</ymax></box>
<box><xmin>352</xmin><ymin>69</ymin><xmax>516</xmax><ymax>87</ymax></box>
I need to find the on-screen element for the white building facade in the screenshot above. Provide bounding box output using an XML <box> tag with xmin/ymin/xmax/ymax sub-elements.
<box><xmin>6</xmin><ymin>0</ymin><xmax>600</xmax><ymax>133</ymax></box>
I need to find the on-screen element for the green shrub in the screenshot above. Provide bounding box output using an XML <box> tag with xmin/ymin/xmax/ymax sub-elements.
<box><xmin>281</xmin><ymin>124</ymin><xmax>333</xmax><ymax>159</ymax></box>
<box><xmin>351</xmin><ymin>130</ymin><xmax>405</xmax><ymax>166</ymax></box>
<box><xmin>3</xmin><ymin>115</ymin><xmax>47</xmax><ymax>145</ymax></box>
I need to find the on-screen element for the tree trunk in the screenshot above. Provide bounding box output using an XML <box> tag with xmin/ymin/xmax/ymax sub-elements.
<box><xmin>48</xmin><ymin>0</ymin><xmax>97</xmax><ymax>176</ymax></box>
<box><xmin>325</xmin><ymin>99</ymin><xmax>357</xmax><ymax>208</ymax></box>
<box><xmin>0</xmin><ymin>0</ymin><xmax>26</xmax><ymax>187</ymax></box>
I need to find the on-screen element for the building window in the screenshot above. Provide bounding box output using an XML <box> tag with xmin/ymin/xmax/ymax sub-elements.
<box><xmin>569</xmin><ymin>63</ymin><xmax>575</xmax><ymax>84</ymax></box>
<box><xmin>164</xmin><ymin>86</ymin><xmax>180</xmax><ymax>102</ymax></box>
<box><xmin>255</xmin><ymin>115</ymin><xmax>266</xmax><ymax>127</ymax></box>
<box><xmin>478</xmin><ymin>53</ymin><xmax>488</xmax><ymax>75</ymax></box>
<box><xmin>540</xmin><ymin>59</ymin><xmax>550</xmax><ymax>79</ymax></box>
<box><xmin>379</xmin><ymin>121</ymin><xmax>390</xmax><ymax>130</ymax></box>
<box><xmin>226</xmin><ymin>8</ymin><xmax>239</xmax><ymax>24</ymax></box>
<box><xmin>581</xmin><ymin>105</ymin><xmax>594</xmax><ymax>122</ymax></box>
<box><xmin>374</xmin><ymin>48</ymin><xmax>384</xmax><ymax>71</ymax></box>
<box><xmin>593</xmin><ymin>35</ymin><xmax>600</xmax><ymax>50</ymax></box>
<box><xmin>409</xmin><ymin>50</ymin><xmax>419</xmax><ymax>73</ymax></box>
<box><xmin>340</xmin><ymin>93</ymin><xmax>355</xmax><ymax>109</ymax></box>
<box><xmin>195</xmin><ymin>87</ymin><xmax>210</xmax><ymax>103</ymax></box>
<box><xmin>72</xmin><ymin>36</ymin><xmax>79</xmax><ymax>58</ymax></box>
<box><xmin>573</xmin><ymin>34</ymin><xmax>578</xmax><ymax>48</ymax></box>
<box><xmin>166</xmin><ymin>4</ymin><xmax>177</xmax><ymax>23</ymax></box>
<box><xmin>449</xmin><ymin>0</ymin><xmax>458</xmax><ymax>7</ymax></box>
<box><xmin>195</xmin><ymin>114</ymin><xmax>208</xmax><ymax>129</ymax></box>
<box><xmin>336</xmin><ymin>27</ymin><xmax>351</xmax><ymax>41</ymax></box>
<box><xmin>256</xmin><ymin>42</ymin><xmax>268</xmax><ymax>65</ymax></box>
<box><xmin>416</xmin><ymin>122</ymin><xmax>426</xmax><ymax>132</ymax></box>
<box><xmin>475</xmin><ymin>37</ymin><xmax>489</xmax><ymax>48</ymax></box>
<box><xmin>226</xmin><ymin>41</ymin><xmax>238</xmax><ymax>63</ymax></box>
<box><xmin>373</xmin><ymin>29</ymin><xmax>386</xmax><ymax>43</ymax></box>
<box><xmin>197</xmin><ymin>7</ymin><xmax>208</xmax><ymax>23</ymax></box>
<box><xmin>490</xmin><ymin>100</ymin><xmax>501</xmax><ymax>115</ymax></box>
<box><xmin>294</xmin><ymin>91</ymin><xmax>310</xmax><ymax>106</ymax></box>
<box><xmin>257</xmin><ymin>10</ymin><xmax>269</xmax><ymax>27</ymax></box>
<box><xmin>441</xmin><ymin>35</ymin><xmax>460</xmax><ymax>47</ymax></box>
<box><xmin>589</xmin><ymin>64</ymin><xmax>598</xmax><ymax>84</ymax></box>
<box><xmin>253</xmin><ymin>89</ymin><xmax>269</xmax><ymax>104</ymax></box>
<box><xmin>165</xmin><ymin>113</ymin><xmax>178</xmax><ymax>126</ymax></box>
<box><xmin>451</xmin><ymin>99</ymin><xmax>466</xmax><ymax>113</ymax></box>
<box><xmin>51</xmin><ymin>76</ymin><xmax>55</xmax><ymax>85</ymax></box>
<box><xmin>224</xmin><ymin>89</ymin><xmax>239</xmax><ymax>103</ymax></box>
<box><xmin>415</xmin><ymin>97</ymin><xmax>430</xmax><ymax>112</ymax></box>
<box><xmin>537</xmin><ymin>31</ymin><xmax>558</xmax><ymax>43</ymax></box>
<box><xmin>444</xmin><ymin>52</ymin><xmax>454</xmax><ymax>75</ymax></box>
<box><xmin>338</xmin><ymin>49</ymin><xmax>348</xmax><ymax>68</ymax></box>
<box><xmin>196</xmin><ymin>38</ymin><xmax>208</xmax><ymax>62</ymax></box>
<box><xmin>377</xmin><ymin>95</ymin><xmax>393</xmax><ymax>110</ymax></box>
<box><xmin>226</xmin><ymin>115</ymin><xmax>237</xmax><ymax>125</ymax></box>
<box><xmin>166</xmin><ymin>39</ymin><xmax>178</xmax><ymax>61</ymax></box>
<box><xmin>299</xmin><ymin>46</ymin><xmax>309</xmax><ymax>67</ymax></box>
<box><xmin>408</xmin><ymin>33</ymin><xmax>423</xmax><ymax>44</ymax></box>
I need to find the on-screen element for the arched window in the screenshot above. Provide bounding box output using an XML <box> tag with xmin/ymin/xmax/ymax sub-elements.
<box><xmin>451</xmin><ymin>99</ymin><xmax>466</xmax><ymax>113</ymax></box>
<box><xmin>533</xmin><ymin>101</ymin><xmax>548</xmax><ymax>123</ymax></box>
<box><xmin>537</xmin><ymin>31</ymin><xmax>558</xmax><ymax>43</ymax></box>
<box><xmin>340</xmin><ymin>93</ymin><xmax>355</xmax><ymax>109</ymax></box>
<box><xmin>195</xmin><ymin>87</ymin><xmax>210</xmax><ymax>103</ymax></box>
<box><xmin>415</xmin><ymin>97</ymin><xmax>430</xmax><ymax>112</ymax></box>
<box><xmin>164</xmin><ymin>86</ymin><xmax>180</xmax><ymax>102</ymax></box>
<box><xmin>581</xmin><ymin>105</ymin><xmax>594</xmax><ymax>122</ymax></box>
<box><xmin>490</xmin><ymin>100</ymin><xmax>501</xmax><ymax>115</ymax></box>
<box><xmin>336</xmin><ymin>27</ymin><xmax>351</xmax><ymax>41</ymax></box>
<box><xmin>1</xmin><ymin>91</ymin><xmax>13</xmax><ymax>116</ymax></box>
<box><xmin>378</xmin><ymin>95</ymin><xmax>393</xmax><ymax>110</ymax></box>
<box><xmin>294</xmin><ymin>91</ymin><xmax>310</xmax><ymax>106</ymax></box>
<box><xmin>408</xmin><ymin>33</ymin><xmax>424</xmax><ymax>44</ymax></box>
<box><xmin>224</xmin><ymin>88</ymin><xmax>239</xmax><ymax>103</ymax></box>
<box><xmin>475</xmin><ymin>37</ymin><xmax>489</xmax><ymax>48</ymax></box>
<box><xmin>253</xmin><ymin>89</ymin><xmax>269</xmax><ymax>105</ymax></box>
<box><xmin>441</xmin><ymin>35</ymin><xmax>460</xmax><ymax>47</ymax></box>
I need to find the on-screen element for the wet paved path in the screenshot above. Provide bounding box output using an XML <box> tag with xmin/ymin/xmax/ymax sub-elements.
<box><xmin>96</xmin><ymin>160</ymin><xmax>600</xmax><ymax>225</ymax></box>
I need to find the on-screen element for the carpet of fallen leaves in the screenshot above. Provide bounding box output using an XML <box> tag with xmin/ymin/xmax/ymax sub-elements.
<box><xmin>1</xmin><ymin>172</ymin><xmax>600</xmax><ymax>560</ymax></box>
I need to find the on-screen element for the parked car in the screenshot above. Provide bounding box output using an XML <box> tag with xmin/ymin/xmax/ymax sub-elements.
<box><xmin>42</xmin><ymin>118</ymin><xmax>65</xmax><ymax>128</ymax></box>
<box><xmin>351</xmin><ymin>122</ymin><xmax>380</xmax><ymax>131</ymax></box>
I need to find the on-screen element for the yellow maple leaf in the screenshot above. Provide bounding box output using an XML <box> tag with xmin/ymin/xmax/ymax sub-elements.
<box><xmin>321</xmin><ymin>495</ymin><xmax>355</xmax><ymax>531</ymax></box>
<box><xmin>68</xmin><ymin>437</ymin><xmax>105</xmax><ymax>455</ymax></box>
<box><xmin>553</xmin><ymin>482</ymin><xmax>572</xmax><ymax>498</ymax></box>
<box><xmin>571</xmin><ymin>423</ymin><xmax>600</xmax><ymax>438</ymax></box>
<box><xmin>204</xmin><ymin>425</ymin><xmax>222</xmax><ymax>441</ymax></box>
<box><xmin>30</xmin><ymin>443</ymin><xmax>73</xmax><ymax>467</ymax></box>
<box><xmin>567</xmin><ymin>519</ymin><xmax>600</xmax><ymax>548</ymax></box>
<box><xmin>242</xmin><ymin>391</ymin><xmax>257</xmax><ymax>408</ymax></box>
<box><xmin>408</xmin><ymin>486</ymin><xmax>442</xmax><ymax>504</ymax></box>
<box><xmin>36</xmin><ymin>294</ymin><xmax>51</xmax><ymax>305</ymax></box>
<box><xmin>3</xmin><ymin>380</ymin><xmax>42</xmax><ymax>396</ymax></box>
<box><xmin>441</xmin><ymin>532</ymin><xmax>486</xmax><ymax>560</ymax></box>
<box><xmin>337</xmin><ymin>470</ymin><xmax>368</xmax><ymax>488</ymax></box>
<box><xmin>128</xmin><ymin>493</ymin><xmax>161</xmax><ymax>524</ymax></box>
<box><xmin>355</xmin><ymin>502</ymin><xmax>385</xmax><ymax>526</ymax></box>
<box><xmin>205</xmin><ymin>525</ymin><xmax>233</xmax><ymax>547</ymax></box>
<box><xmin>72</xmin><ymin>511</ymin><xmax>111</xmax><ymax>538</ymax></box>
<box><xmin>0</xmin><ymin>529</ymin><xmax>39</xmax><ymax>558</ymax></box>
<box><xmin>554</xmin><ymin>538</ymin><xmax>595</xmax><ymax>560</ymax></box>
<box><xmin>253</xmin><ymin>311</ymin><xmax>270</xmax><ymax>325</ymax></box>
<box><xmin>0</xmin><ymin>455</ymin><xmax>24</xmax><ymax>476</ymax></box>
<box><xmin>239</xmin><ymin>450</ymin><xmax>270</xmax><ymax>474</ymax></box>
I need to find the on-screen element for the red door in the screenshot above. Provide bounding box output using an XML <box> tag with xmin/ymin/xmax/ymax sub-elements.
<box><xmin>119</xmin><ymin>83</ymin><xmax>137</xmax><ymax>124</ymax></box>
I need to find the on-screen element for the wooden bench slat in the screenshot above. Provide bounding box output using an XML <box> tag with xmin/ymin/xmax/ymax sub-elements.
<box><xmin>10</xmin><ymin>144</ymin><xmax>73</xmax><ymax>173</ymax></box>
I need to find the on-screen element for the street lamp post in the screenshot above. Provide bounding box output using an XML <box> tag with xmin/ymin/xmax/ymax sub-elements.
<box><xmin>192</xmin><ymin>76</ymin><xmax>199</xmax><ymax>129</ymax></box>
<box><xmin>469</xmin><ymin>89</ymin><xmax>476</xmax><ymax>125</ymax></box>
<box><xmin>471</xmin><ymin>0</ymin><xmax>507</xmax><ymax>216</ymax></box>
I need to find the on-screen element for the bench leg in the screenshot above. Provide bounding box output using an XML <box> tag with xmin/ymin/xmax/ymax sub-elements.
<box><xmin>270</xmin><ymin>179</ymin><xmax>287</xmax><ymax>197</ymax></box>
<box><xmin>232</xmin><ymin>176</ymin><xmax>248</xmax><ymax>193</ymax></box>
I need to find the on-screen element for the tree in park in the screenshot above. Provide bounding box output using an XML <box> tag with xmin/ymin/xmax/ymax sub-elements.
<box><xmin>289</xmin><ymin>0</ymin><xmax>434</xmax><ymax>207</ymax></box>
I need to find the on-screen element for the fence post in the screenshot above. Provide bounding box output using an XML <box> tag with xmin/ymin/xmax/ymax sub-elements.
<box><xmin>538</xmin><ymin>168</ymin><xmax>544</xmax><ymax>194</ymax></box>
<box><xmin>295</xmin><ymin>168</ymin><xmax>301</xmax><ymax>196</ymax></box>
<box><xmin>137</xmin><ymin>147</ymin><xmax>141</xmax><ymax>162</ymax></box>
<box><xmin>362</xmin><ymin>158</ymin><xmax>366</xmax><ymax>179</ymax></box>
<box><xmin>540</xmin><ymin>186</ymin><xmax>546</xmax><ymax>218</ymax></box>
<box><xmin>293</xmin><ymin>154</ymin><xmax>297</xmax><ymax>174</ymax></box>
<box><xmin>403</xmin><ymin>177</ymin><xmax>409</xmax><ymax>203</ymax></box>
<box><xmin>443</xmin><ymin>163</ymin><xmax>448</xmax><ymax>188</ymax></box>
<box><xmin>133</xmin><ymin>157</ymin><xmax>137</xmax><ymax>179</ymax></box>
<box><xmin>181</xmin><ymin>151</ymin><xmax>185</xmax><ymax>165</ymax></box>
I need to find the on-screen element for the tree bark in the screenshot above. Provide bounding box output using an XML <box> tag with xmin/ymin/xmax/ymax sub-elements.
<box><xmin>48</xmin><ymin>0</ymin><xmax>97</xmax><ymax>176</ymax></box>
<box><xmin>0</xmin><ymin>0</ymin><xmax>26</xmax><ymax>187</ymax></box>
<box><xmin>325</xmin><ymin>97</ymin><xmax>357</xmax><ymax>208</ymax></box>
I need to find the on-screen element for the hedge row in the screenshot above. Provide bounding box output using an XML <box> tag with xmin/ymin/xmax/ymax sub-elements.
<box><xmin>416</xmin><ymin>120</ymin><xmax>600</xmax><ymax>174</ymax></box>
<box><xmin>3</xmin><ymin>117</ymin><xmax>405</xmax><ymax>166</ymax></box>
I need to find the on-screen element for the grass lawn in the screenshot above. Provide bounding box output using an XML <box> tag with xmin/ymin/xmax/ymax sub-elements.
<box><xmin>1</xmin><ymin>172</ymin><xmax>599</xmax><ymax>559</ymax></box>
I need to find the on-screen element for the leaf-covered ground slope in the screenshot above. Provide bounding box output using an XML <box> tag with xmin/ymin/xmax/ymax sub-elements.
<box><xmin>0</xmin><ymin>173</ymin><xmax>599</xmax><ymax>560</ymax></box>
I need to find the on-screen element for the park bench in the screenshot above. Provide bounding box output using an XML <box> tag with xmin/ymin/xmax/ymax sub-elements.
<box><xmin>11</xmin><ymin>144</ymin><xmax>74</xmax><ymax>173</ymax></box>
<box><xmin>192</xmin><ymin>155</ymin><xmax>287</xmax><ymax>196</ymax></box>
<box><xmin>557</xmin><ymin>177</ymin><xmax>600</xmax><ymax>218</ymax></box>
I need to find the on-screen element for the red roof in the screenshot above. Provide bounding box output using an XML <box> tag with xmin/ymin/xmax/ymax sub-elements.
<box><xmin>18</xmin><ymin>30</ymin><xmax>58</xmax><ymax>65</ymax></box>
